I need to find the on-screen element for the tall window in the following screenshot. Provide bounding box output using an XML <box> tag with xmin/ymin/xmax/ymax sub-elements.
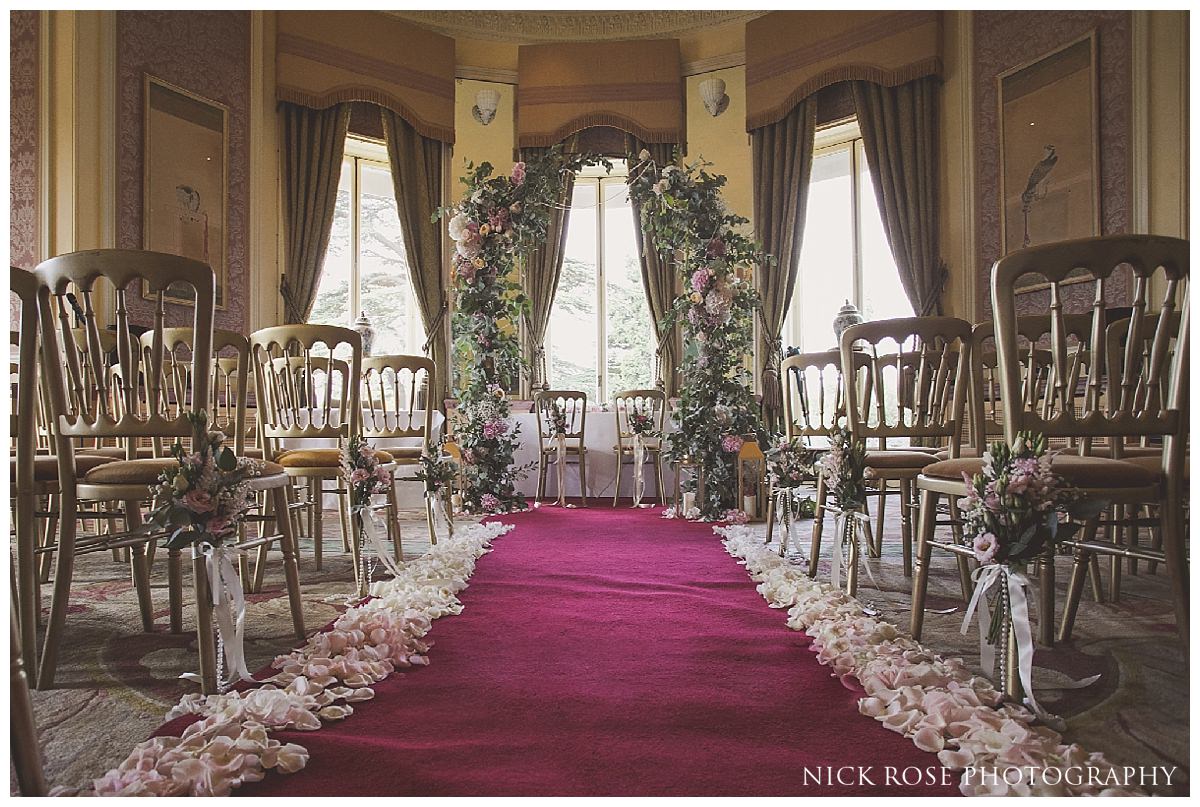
<box><xmin>310</xmin><ymin>136</ymin><xmax>425</xmax><ymax>355</ymax></box>
<box><xmin>547</xmin><ymin>160</ymin><xmax>655</xmax><ymax>401</ymax></box>
<box><xmin>783</xmin><ymin>120</ymin><xmax>911</xmax><ymax>353</ymax></box>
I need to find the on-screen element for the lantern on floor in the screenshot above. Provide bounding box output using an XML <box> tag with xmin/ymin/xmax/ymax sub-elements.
<box><xmin>443</xmin><ymin>440</ymin><xmax>466</xmax><ymax>514</ymax></box>
<box><xmin>737</xmin><ymin>436</ymin><xmax>767</xmax><ymax>522</ymax></box>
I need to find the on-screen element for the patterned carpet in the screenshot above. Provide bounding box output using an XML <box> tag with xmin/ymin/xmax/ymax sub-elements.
<box><xmin>14</xmin><ymin>498</ymin><xmax>1189</xmax><ymax>795</ymax></box>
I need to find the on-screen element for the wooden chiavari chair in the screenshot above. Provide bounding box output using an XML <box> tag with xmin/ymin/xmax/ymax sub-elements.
<box><xmin>533</xmin><ymin>390</ymin><xmax>589</xmax><ymax>505</ymax></box>
<box><xmin>775</xmin><ymin>350</ymin><xmax>872</xmax><ymax>557</ymax></box>
<box><xmin>1039</xmin><ymin>237</ymin><xmax>1189</xmax><ymax>645</ymax></box>
<box><xmin>832</xmin><ymin>317</ymin><xmax>974</xmax><ymax>583</ymax></box>
<box><xmin>612</xmin><ymin>388</ymin><xmax>667</xmax><ymax>507</ymax></box>
<box><xmin>9</xmin><ymin>267</ymin><xmax>121</xmax><ymax>679</ymax></box>
<box><xmin>250</xmin><ymin>325</ymin><xmax>394</xmax><ymax>575</ymax></box>
<box><xmin>360</xmin><ymin>354</ymin><xmax>434</xmax><ymax>551</ymax></box>
<box><xmin>132</xmin><ymin>328</ymin><xmax>306</xmax><ymax>622</ymax></box>
<box><xmin>10</xmin><ymin>566</ymin><xmax>47</xmax><ymax>796</ymax></box>
<box><xmin>910</xmin><ymin>316</ymin><xmax>1080</xmax><ymax>642</ymax></box>
<box><xmin>33</xmin><ymin>250</ymin><xmax>208</xmax><ymax>689</ymax></box>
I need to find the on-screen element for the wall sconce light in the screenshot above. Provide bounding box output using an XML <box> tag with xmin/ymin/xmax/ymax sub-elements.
<box><xmin>698</xmin><ymin>77</ymin><xmax>729</xmax><ymax>117</ymax></box>
<box><xmin>472</xmin><ymin>88</ymin><xmax>500</xmax><ymax>126</ymax></box>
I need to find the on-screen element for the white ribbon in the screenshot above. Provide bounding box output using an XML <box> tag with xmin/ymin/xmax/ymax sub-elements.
<box><xmin>555</xmin><ymin>432</ymin><xmax>567</xmax><ymax>506</ymax></box>
<box><xmin>961</xmin><ymin>564</ymin><xmax>1099</xmax><ymax>729</ymax></box>
<box><xmin>829</xmin><ymin>507</ymin><xmax>875</xmax><ymax>593</ymax></box>
<box><xmin>632</xmin><ymin>433</ymin><xmax>646</xmax><ymax>507</ymax></box>
<box><xmin>182</xmin><ymin>542</ymin><xmax>253</xmax><ymax>690</ymax></box>
<box><xmin>360</xmin><ymin>505</ymin><xmax>403</xmax><ymax>579</ymax></box>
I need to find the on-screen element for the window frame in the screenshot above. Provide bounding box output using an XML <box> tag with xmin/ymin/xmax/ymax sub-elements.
<box><xmin>785</xmin><ymin>117</ymin><xmax>902</xmax><ymax>354</ymax></box>
<box><xmin>547</xmin><ymin>161</ymin><xmax>651</xmax><ymax>402</ymax></box>
<box><xmin>311</xmin><ymin>135</ymin><xmax>425</xmax><ymax>355</ymax></box>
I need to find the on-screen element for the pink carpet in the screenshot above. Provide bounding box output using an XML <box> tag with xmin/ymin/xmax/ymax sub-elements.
<box><xmin>234</xmin><ymin>504</ymin><xmax>957</xmax><ymax>796</ymax></box>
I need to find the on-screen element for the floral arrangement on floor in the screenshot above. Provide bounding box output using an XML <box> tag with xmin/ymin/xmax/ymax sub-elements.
<box><xmin>147</xmin><ymin>413</ymin><xmax>263</xmax><ymax>550</ymax></box>
<box><xmin>416</xmin><ymin>440</ymin><xmax>460</xmax><ymax>534</ymax></box>
<box><xmin>958</xmin><ymin>432</ymin><xmax>1104</xmax><ymax>725</ymax></box>
<box><xmin>719</xmin><ymin>525</ymin><xmax>1140</xmax><ymax>797</ymax></box>
<box><xmin>628</xmin><ymin>152</ymin><xmax>770</xmax><ymax>519</ymax></box>
<box><xmin>88</xmin><ymin>521</ymin><xmax>513</xmax><ymax>796</ymax></box>
<box><xmin>438</xmin><ymin>148</ymin><xmax>603</xmax><ymax>514</ymax></box>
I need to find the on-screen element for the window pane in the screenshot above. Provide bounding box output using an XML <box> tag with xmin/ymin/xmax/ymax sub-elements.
<box><xmin>309</xmin><ymin>159</ymin><xmax>353</xmax><ymax>328</ymax></box>
<box><xmin>786</xmin><ymin>146</ymin><xmax>855</xmax><ymax>353</ymax></box>
<box><xmin>602</xmin><ymin>177</ymin><xmax>653</xmax><ymax>398</ymax></box>
<box><xmin>857</xmin><ymin>141</ymin><xmax>913</xmax><ymax>324</ymax></box>
<box><xmin>358</xmin><ymin>161</ymin><xmax>425</xmax><ymax>356</ymax></box>
<box><xmin>548</xmin><ymin>180</ymin><xmax>599</xmax><ymax>398</ymax></box>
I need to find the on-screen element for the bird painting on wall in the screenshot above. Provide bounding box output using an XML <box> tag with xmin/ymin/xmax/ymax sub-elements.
<box><xmin>1020</xmin><ymin>145</ymin><xmax>1058</xmax><ymax>248</ymax></box>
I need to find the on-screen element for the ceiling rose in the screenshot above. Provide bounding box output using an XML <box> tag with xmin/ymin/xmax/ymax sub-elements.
<box><xmin>386</xmin><ymin>10</ymin><xmax>764</xmax><ymax>43</ymax></box>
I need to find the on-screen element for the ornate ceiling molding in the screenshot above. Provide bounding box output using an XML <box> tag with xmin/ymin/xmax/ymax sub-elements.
<box><xmin>386</xmin><ymin>11</ymin><xmax>764</xmax><ymax>44</ymax></box>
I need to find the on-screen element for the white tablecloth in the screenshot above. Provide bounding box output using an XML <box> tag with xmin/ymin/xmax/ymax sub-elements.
<box><xmin>509</xmin><ymin>410</ymin><xmax>678</xmax><ymax>501</ymax></box>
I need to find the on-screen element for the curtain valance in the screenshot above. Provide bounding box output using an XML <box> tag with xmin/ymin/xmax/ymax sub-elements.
<box><xmin>276</xmin><ymin>11</ymin><xmax>455</xmax><ymax>143</ymax></box>
<box><xmin>745</xmin><ymin>10</ymin><xmax>941</xmax><ymax>131</ymax></box>
<box><xmin>517</xmin><ymin>40</ymin><xmax>683</xmax><ymax>148</ymax></box>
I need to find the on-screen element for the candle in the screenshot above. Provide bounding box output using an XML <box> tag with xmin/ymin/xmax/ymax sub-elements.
<box><xmin>682</xmin><ymin>491</ymin><xmax>695</xmax><ymax>513</ymax></box>
<box><xmin>743</xmin><ymin>494</ymin><xmax>757</xmax><ymax>517</ymax></box>
<box><xmin>451</xmin><ymin>493</ymin><xmax>463</xmax><ymax>513</ymax></box>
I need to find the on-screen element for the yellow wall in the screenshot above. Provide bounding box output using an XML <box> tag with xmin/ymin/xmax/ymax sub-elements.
<box><xmin>451</xmin><ymin>78</ymin><xmax>516</xmax><ymax>186</ymax></box>
<box><xmin>683</xmin><ymin>66</ymin><xmax>753</xmax><ymax>227</ymax></box>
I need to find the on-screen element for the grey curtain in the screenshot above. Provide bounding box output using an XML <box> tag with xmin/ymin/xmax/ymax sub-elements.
<box><xmin>280</xmin><ymin>102</ymin><xmax>351</xmax><ymax>323</ymax></box>
<box><xmin>625</xmin><ymin>136</ymin><xmax>680</xmax><ymax>397</ymax></box>
<box><xmin>852</xmin><ymin>77</ymin><xmax>946</xmax><ymax>316</ymax></box>
<box><xmin>518</xmin><ymin>140</ymin><xmax>576</xmax><ymax>392</ymax></box>
<box><xmin>751</xmin><ymin>100</ymin><xmax>817</xmax><ymax>430</ymax></box>
<box><xmin>382</xmin><ymin>108</ymin><xmax>450</xmax><ymax>405</ymax></box>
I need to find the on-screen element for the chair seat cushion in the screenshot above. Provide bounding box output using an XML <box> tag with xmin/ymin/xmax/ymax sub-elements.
<box><xmin>275</xmin><ymin>447</ymin><xmax>392</xmax><ymax>468</ymax></box>
<box><xmin>83</xmin><ymin>457</ymin><xmax>285</xmax><ymax>485</ymax></box>
<box><xmin>12</xmin><ymin>454</ymin><xmax>118</xmax><ymax>483</ymax></box>
<box><xmin>923</xmin><ymin>454</ymin><xmax>1159</xmax><ymax>489</ymax></box>
<box><xmin>864</xmin><ymin>450</ymin><xmax>938</xmax><ymax>470</ymax></box>
<box><xmin>1120</xmin><ymin>454</ymin><xmax>1187</xmax><ymax>482</ymax></box>
<box><xmin>932</xmin><ymin>446</ymin><xmax>983</xmax><ymax>461</ymax></box>
<box><xmin>374</xmin><ymin>446</ymin><xmax>423</xmax><ymax>461</ymax></box>
<box><xmin>1087</xmin><ymin>445</ymin><xmax>1162</xmax><ymax>459</ymax></box>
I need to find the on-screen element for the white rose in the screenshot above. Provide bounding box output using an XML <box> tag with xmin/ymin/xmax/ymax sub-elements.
<box><xmin>638</xmin><ymin>148</ymin><xmax>650</xmax><ymax>161</ymax></box>
<box><xmin>447</xmin><ymin>213</ymin><xmax>468</xmax><ymax>241</ymax></box>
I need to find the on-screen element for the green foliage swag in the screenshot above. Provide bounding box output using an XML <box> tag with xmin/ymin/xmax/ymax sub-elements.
<box><xmin>627</xmin><ymin>153</ymin><xmax>772</xmax><ymax>519</ymax></box>
<box><xmin>437</xmin><ymin>147</ymin><xmax>603</xmax><ymax>513</ymax></box>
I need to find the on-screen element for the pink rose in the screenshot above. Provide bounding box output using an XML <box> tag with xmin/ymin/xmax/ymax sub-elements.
<box><xmin>350</xmin><ymin>468</ymin><xmax>370</xmax><ymax>484</ymax></box>
<box><xmin>480</xmin><ymin>493</ymin><xmax>500</xmax><ymax>512</ymax></box>
<box><xmin>510</xmin><ymin>161</ymin><xmax>526</xmax><ymax>185</ymax></box>
<box><xmin>183</xmin><ymin>490</ymin><xmax>215</xmax><ymax>514</ymax></box>
<box><xmin>973</xmin><ymin>532</ymin><xmax>998</xmax><ymax>564</ymax></box>
<box><xmin>721</xmin><ymin>434</ymin><xmax>744</xmax><ymax>454</ymax></box>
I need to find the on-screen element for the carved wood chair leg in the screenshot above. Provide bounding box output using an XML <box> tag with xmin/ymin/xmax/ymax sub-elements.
<box><xmin>271</xmin><ymin>487</ymin><xmax>306</xmax><ymax>641</ymax></box>
<box><xmin>808</xmin><ymin>474</ymin><xmax>827</xmax><ymax>579</ymax></box>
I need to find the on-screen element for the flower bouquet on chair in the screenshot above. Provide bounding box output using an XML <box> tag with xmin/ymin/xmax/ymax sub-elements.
<box><xmin>959</xmin><ymin>431</ymin><xmax>1105</xmax><ymax>727</ymax></box>
<box><xmin>416</xmin><ymin>440</ymin><xmax>459</xmax><ymax>540</ymax></box>
<box><xmin>342</xmin><ymin>435</ymin><xmax>400</xmax><ymax>596</ymax></box>
<box><xmin>146</xmin><ymin>412</ymin><xmax>265</xmax><ymax>692</ymax></box>
<box><xmin>815</xmin><ymin>426</ymin><xmax>869</xmax><ymax>595</ymax></box>
<box><xmin>627</xmin><ymin>411</ymin><xmax>659</xmax><ymax>508</ymax></box>
<box><xmin>547</xmin><ymin>400</ymin><xmax>572</xmax><ymax>508</ymax></box>
<box><xmin>765</xmin><ymin>439</ymin><xmax>817</xmax><ymax>557</ymax></box>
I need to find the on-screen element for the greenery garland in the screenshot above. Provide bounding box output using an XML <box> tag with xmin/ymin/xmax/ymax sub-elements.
<box><xmin>627</xmin><ymin>153</ymin><xmax>772</xmax><ymax>519</ymax></box>
<box><xmin>436</xmin><ymin>147</ymin><xmax>602</xmax><ymax>513</ymax></box>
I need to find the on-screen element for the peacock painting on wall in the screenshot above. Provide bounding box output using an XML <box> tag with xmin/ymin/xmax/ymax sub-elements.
<box><xmin>997</xmin><ymin>31</ymin><xmax>1100</xmax><ymax>288</ymax></box>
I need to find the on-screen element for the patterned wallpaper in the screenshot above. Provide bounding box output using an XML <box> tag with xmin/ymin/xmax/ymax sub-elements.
<box><xmin>973</xmin><ymin>11</ymin><xmax>1132</xmax><ymax>318</ymax></box>
<box><xmin>117</xmin><ymin>11</ymin><xmax>251</xmax><ymax>331</ymax></box>
<box><xmin>11</xmin><ymin>11</ymin><xmax>39</xmax><ymax>270</ymax></box>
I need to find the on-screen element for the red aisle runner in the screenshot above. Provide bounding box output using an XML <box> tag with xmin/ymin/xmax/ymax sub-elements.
<box><xmin>238</xmin><ymin>505</ymin><xmax>957</xmax><ymax>796</ymax></box>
